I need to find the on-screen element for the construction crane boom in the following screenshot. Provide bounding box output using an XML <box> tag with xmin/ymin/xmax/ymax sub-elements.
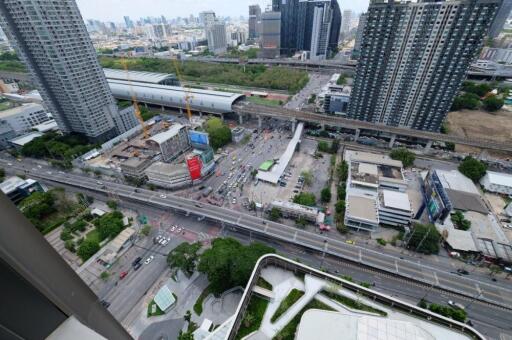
<box><xmin>120</xmin><ymin>59</ymin><xmax>149</xmax><ymax>139</ymax></box>
<box><xmin>171</xmin><ymin>55</ymin><xmax>193</xmax><ymax>122</ymax></box>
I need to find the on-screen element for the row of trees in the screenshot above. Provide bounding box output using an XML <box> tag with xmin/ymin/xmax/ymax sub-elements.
<box><xmin>389</xmin><ymin>148</ymin><xmax>416</xmax><ymax>168</ymax></box>
<box><xmin>451</xmin><ymin>81</ymin><xmax>505</xmax><ymax>112</ymax></box>
<box><xmin>418</xmin><ymin>299</ymin><xmax>467</xmax><ymax>322</ymax></box>
<box><xmin>99</xmin><ymin>57</ymin><xmax>309</xmax><ymax>93</ymax></box>
<box><xmin>335</xmin><ymin>160</ymin><xmax>348</xmax><ymax>234</ymax></box>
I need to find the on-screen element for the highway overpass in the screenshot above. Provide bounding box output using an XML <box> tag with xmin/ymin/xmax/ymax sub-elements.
<box><xmin>5</xmin><ymin>160</ymin><xmax>511</xmax><ymax>311</ymax></box>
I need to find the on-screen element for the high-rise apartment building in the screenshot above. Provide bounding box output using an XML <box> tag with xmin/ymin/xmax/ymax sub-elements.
<box><xmin>200</xmin><ymin>11</ymin><xmax>216</xmax><ymax>29</ymax></box>
<box><xmin>124</xmin><ymin>16</ymin><xmax>134</xmax><ymax>29</ymax></box>
<box><xmin>261</xmin><ymin>11</ymin><xmax>281</xmax><ymax>58</ymax></box>
<box><xmin>341</xmin><ymin>9</ymin><xmax>352</xmax><ymax>36</ymax></box>
<box><xmin>0</xmin><ymin>0</ymin><xmax>134</xmax><ymax>142</ymax></box>
<box><xmin>249</xmin><ymin>5</ymin><xmax>262</xmax><ymax>40</ymax></box>
<box><xmin>351</xmin><ymin>12</ymin><xmax>367</xmax><ymax>60</ymax></box>
<box><xmin>489</xmin><ymin>0</ymin><xmax>512</xmax><ymax>38</ymax></box>
<box><xmin>207</xmin><ymin>22</ymin><xmax>227</xmax><ymax>54</ymax></box>
<box><xmin>272</xmin><ymin>0</ymin><xmax>340</xmax><ymax>58</ymax></box>
<box><xmin>348</xmin><ymin>0</ymin><xmax>500</xmax><ymax>132</ymax></box>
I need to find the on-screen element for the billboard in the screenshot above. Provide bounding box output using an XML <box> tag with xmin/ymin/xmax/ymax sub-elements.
<box><xmin>187</xmin><ymin>155</ymin><xmax>203</xmax><ymax>180</ymax></box>
<box><xmin>189</xmin><ymin>131</ymin><xmax>209</xmax><ymax>147</ymax></box>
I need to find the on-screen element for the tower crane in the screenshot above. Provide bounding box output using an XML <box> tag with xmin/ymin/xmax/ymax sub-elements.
<box><xmin>120</xmin><ymin>59</ymin><xmax>149</xmax><ymax>139</ymax></box>
<box><xmin>171</xmin><ymin>54</ymin><xmax>193</xmax><ymax>122</ymax></box>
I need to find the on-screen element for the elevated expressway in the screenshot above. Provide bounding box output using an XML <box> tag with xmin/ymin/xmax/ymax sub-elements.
<box><xmin>233</xmin><ymin>102</ymin><xmax>512</xmax><ymax>153</ymax></box>
<box><xmin>5</xmin><ymin>160</ymin><xmax>511</xmax><ymax>311</ymax></box>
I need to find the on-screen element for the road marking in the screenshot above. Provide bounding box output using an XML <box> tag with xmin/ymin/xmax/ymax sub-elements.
<box><xmin>434</xmin><ymin>272</ymin><xmax>439</xmax><ymax>285</ymax></box>
<box><xmin>293</xmin><ymin>232</ymin><xmax>297</xmax><ymax>241</ymax></box>
<box><xmin>476</xmin><ymin>283</ymin><xmax>482</xmax><ymax>294</ymax></box>
<box><xmin>395</xmin><ymin>260</ymin><xmax>399</xmax><ymax>273</ymax></box>
<box><xmin>359</xmin><ymin>249</ymin><xmax>362</xmax><ymax>262</ymax></box>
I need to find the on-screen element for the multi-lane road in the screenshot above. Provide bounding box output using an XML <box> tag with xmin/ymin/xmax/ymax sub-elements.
<box><xmin>3</xmin><ymin>159</ymin><xmax>512</xmax><ymax>312</ymax></box>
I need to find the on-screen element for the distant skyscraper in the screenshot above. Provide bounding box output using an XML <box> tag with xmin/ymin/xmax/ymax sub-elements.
<box><xmin>207</xmin><ymin>22</ymin><xmax>227</xmax><ymax>54</ymax></box>
<box><xmin>261</xmin><ymin>11</ymin><xmax>281</xmax><ymax>58</ymax></box>
<box><xmin>200</xmin><ymin>11</ymin><xmax>216</xmax><ymax>28</ymax></box>
<box><xmin>0</xmin><ymin>0</ymin><xmax>136</xmax><ymax>141</ymax></box>
<box><xmin>124</xmin><ymin>16</ymin><xmax>134</xmax><ymax>29</ymax></box>
<box><xmin>341</xmin><ymin>9</ymin><xmax>352</xmax><ymax>36</ymax></box>
<box><xmin>348</xmin><ymin>0</ymin><xmax>501</xmax><ymax>132</ymax></box>
<box><xmin>249</xmin><ymin>5</ymin><xmax>262</xmax><ymax>40</ymax></box>
<box><xmin>351</xmin><ymin>12</ymin><xmax>366</xmax><ymax>60</ymax></box>
<box><xmin>489</xmin><ymin>0</ymin><xmax>512</xmax><ymax>38</ymax></box>
<box><xmin>272</xmin><ymin>0</ymin><xmax>340</xmax><ymax>58</ymax></box>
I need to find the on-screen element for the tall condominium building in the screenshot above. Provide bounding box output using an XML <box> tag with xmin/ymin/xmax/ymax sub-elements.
<box><xmin>200</xmin><ymin>10</ymin><xmax>216</xmax><ymax>29</ymax></box>
<box><xmin>206</xmin><ymin>22</ymin><xmax>227</xmax><ymax>55</ymax></box>
<box><xmin>272</xmin><ymin>0</ymin><xmax>340</xmax><ymax>58</ymax></box>
<box><xmin>124</xmin><ymin>16</ymin><xmax>134</xmax><ymax>29</ymax></box>
<box><xmin>249</xmin><ymin>4</ymin><xmax>262</xmax><ymax>40</ymax></box>
<box><xmin>0</xmin><ymin>0</ymin><xmax>133</xmax><ymax>142</ymax></box>
<box><xmin>489</xmin><ymin>0</ymin><xmax>512</xmax><ymax>38</ymax></box>
<box><xmin>351</xmin><ymin>12</ymin><xmax>367</xmax><ymax>60</ymax></box>
<box><xmin>348</xmin><ymin>0</ymin><xmax>500</xmax><ymax>132</ymax></box>
<box><xmin>341</xmin><ymin>9</ymin><xmax>353</xmax><ymax>35</ymax></box>
<box><xmin>261</xmin><ymin>11</ymin><xmax>281</xmax><ymax>58</ymax></box>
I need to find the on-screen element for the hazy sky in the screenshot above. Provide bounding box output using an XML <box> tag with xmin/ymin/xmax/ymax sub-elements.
<box><xmin>75</xmin><ymin>0</ymin><xmax>370</xmax><ymax>22</ymax></box>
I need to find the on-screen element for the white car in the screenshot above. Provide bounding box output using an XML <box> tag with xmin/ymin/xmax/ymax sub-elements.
<box><xmin>160</xmin><ymin>194</ymin><xmax>167</xmax><ymax>199</ymax></box>
<box><xmin>7</xmin><ymin>163</ymin><xmax>12</xmax><ymax>166</ymax></box>
<box><xmin>144</xmin><ymin>256</ymin><xmax>154</xmax><ymax>264</ymax></box>
<box><xmin>170</xmin><ymin>225</ymin><xmax>176</xmax><ymax>232</ymax></box>
<box><xmin>232</xmin><ymin>198</ymin><xmax>237</xmax><ymax>204</ymax></box>
<box><xmin>161</xmin><ymin>239</ymin><xmax>169</xmax><ymax>246</ymax></box>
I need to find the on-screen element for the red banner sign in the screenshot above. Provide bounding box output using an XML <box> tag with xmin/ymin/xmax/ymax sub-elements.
<box><xmin>187</xmin><ymin>155</ymin><xmax>202</xmax><ymax>180</ymax></box>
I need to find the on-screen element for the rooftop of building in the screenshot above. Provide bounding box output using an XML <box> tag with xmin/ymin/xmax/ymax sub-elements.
<box><xmin>349</xmin><ymin>151</ymin><xmax>403</xmax><ymax>168</ymax></box>
<box><xmin>481</xmin><ymin>171</ymin><xmax>512</xmax><ymax>188</ymax></box>
<box><xmin>148</xmin><ymin>123</ymin><xmax>186</xmax><ymax>145</ymax></box>
<box><xmin>120</xmin><ymin>157</ymin><xmax>151</xmax><ymax>169</ymax></box>
<box><xmin>434</xmin><ymin>169</ymin><xmax>480</xmax><ymax>195</ymax></box>
<box><xmin>145</xmin><ymin>161</ymin><xmax>189</xmax><ymax>176</ymax></box>
<box><xmin>271</xmin><ymin>200</ymin><xmax>319</xmax><ymax>214</ymax></box>
<box><xmin>445</xmin><ymin>189</ymin><xmax>488</xmax><ymax>215</ymax></box>
<box><xmin>0</xmin><ymin>176</ymin><xmax>27</xmax><ymax>194</ymax></box>
<box><xmin>32</xmin><ymin>120</ymin><xmax>59</xmax><ymax>133</ymax></box>
<box><xmin>9</xmin><ymin>131</ymin><xmax>43</xmax><ymax>146</ymax></box>
<box><xmin>103</xmin><ymin>68</ymin><xmax>177</xmax><ymax>85</ymax></box>
<box><xmin>0</xmin><ymin>102</ymin><xmax>44</xmax><ymax>118</ymax></box>
<box><xmin>346</xmin><ymin>194</ymin><xmax>379</xmax><ymax>223</ymax></box>
<box><xmin>380</xmin><ymin>190</ymin><xmax>412</xmax><ymax>212</ymax></box>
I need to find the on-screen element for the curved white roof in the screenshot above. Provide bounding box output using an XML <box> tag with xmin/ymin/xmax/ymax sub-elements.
<box><xmin>107</xmin><ymin>79</ymin><xmax>245</xmax><ymax>114</ymax></box>
<box><xmin>104</xmin><ymin>68</ymin><xmax>177</xmax><ymax>85</ymax></box>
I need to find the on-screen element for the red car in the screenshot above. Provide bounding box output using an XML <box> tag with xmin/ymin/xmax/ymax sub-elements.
<box><xmin>119</xmin><ymin>271</ymin><xmax>128</xmax><ymax>279</ymax></box>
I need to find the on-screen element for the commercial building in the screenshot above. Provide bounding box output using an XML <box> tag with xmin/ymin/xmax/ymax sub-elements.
<box><xmin>0</xmin><ymin>103</ymin><xmax>50</xmax><ymax>134</ymax></box>
<box><xmin>0</xmin><ymin>0</ymin><xmax>127</xmax><ymax>142</ymax></box>
<box><xmin>479</xmin><ymin>47</ymin><xmax>512</xmax><ymax>65</ymax></box>
<box><xmin>348</xmin><ymin>0</ymin><xmax>501</xmax><ymax>132</ymax></box>
<box><xmin>200</xmin><ymin>11</ymin><xmax>216</xmax><ymax>28</ymax></box>
<box><xmin>317</xmin><ymin>74</ymin><xmax>351</xmax><ymax>114</ymax></box>
<box><xmin>0</xmin><ymin>118</ymin><xmax>15</xmax><ymax>149</ymax></box>
<box><xmin>206</xmin><ymin>22</ymin><xmax>228</xmax><ymax>55</ymax></box>
<box><xmin>489</xmin><ymin>0</ymin><xmax>512</xmax><ymax>38</ymax></box>
<box><xmin>0</xmin><ymin>176</ymin><xmax>45</xmax><ymax>204</ymax></box>
<box><xmin>249</xmin><ymin>5</ymin><xmax>262</xmax><ymax>40</ymax></box>
<box><xmin>344</xmin><ymin>151</ymin><xmax>411</xmax><ymax>232</ymax></box>
<box><xmin>260</xmin><ymin>11</ymin><xmax>281</xmax><ymax>59</ymax></box>
<box><xmin>147</xmin><ymin>124</ymin><xmax>190</xmax><ymax>162</ymax></box>
<box><xmin>271</xmin><ymin>0</ymin><xmax>340</xmax><ymax>58</ymax></box>
<box><xmin>145</xmin><ymin>161</ymin><xmax>192</xmax><ymax>189</ymax></box>
<box><xmin>480</xmin><ymin>171</ymin><xmax>512</xmax><ymax>195</ymax></box>
<box><xmin>119</xmin><ymin>157</ymin><xmax>152</xmax><ymax>183</ymax></box>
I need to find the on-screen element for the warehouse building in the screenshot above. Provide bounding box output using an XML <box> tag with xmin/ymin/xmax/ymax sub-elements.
<box><xmin>480</xmin><ymin>171</ymin><xmax>512</xmax><ymax>196</ymax></box>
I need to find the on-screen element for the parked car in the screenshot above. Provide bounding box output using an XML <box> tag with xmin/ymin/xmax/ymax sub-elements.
<box><xmin>119</xmin><ymin>271</ymin><xmax>128</xmax><ymax>279</ymax></box>
<box><xmin>448</xmin><ymin>300</ymin><xmax>465</xmax><ymax>310</ymax></box>
<box><xmin>133</xmin><ymin>262</ymin><xmax>142</xmax><ymax>271</ymax></box>
<box><xmin>144</xmin><ymin>256</ymin><xmax>155</xmax><ymax>265</ymax></box>
<box><xmin>132</xmin><ymin>257</ymin><xmax>142</xmax><ymax>267</ymax></box>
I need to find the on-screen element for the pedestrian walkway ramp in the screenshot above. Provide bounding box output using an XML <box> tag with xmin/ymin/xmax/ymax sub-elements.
<box><xmin>252</xmin><ymin>285</ymin><xmax>275</xmax><ymax>300</ymax></box>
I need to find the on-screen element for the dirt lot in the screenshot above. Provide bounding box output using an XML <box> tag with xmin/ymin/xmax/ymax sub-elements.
<box><xmin>446</xmin><ymin>108</ymin><xmax>512</xmax><ymax>157</ymax></box>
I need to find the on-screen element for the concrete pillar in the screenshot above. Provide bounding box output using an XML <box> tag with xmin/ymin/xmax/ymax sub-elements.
<box><xmin>161</xmin><ymin>105</ymin><xmax>165</xmax><ymax>112</ymax></box>
<box><xmin>424</xmin><ymin>140</ymin><xmax>433</xmax><ymax>153</ymax></box>
<box><xmin>144</xmin><ymin>102</ymin><xmax>148</xmax><ymax>108</ymax></box>
<box><xmin>291</xmin><ymin>119</ymin><xmax>296</xmax><ymax>133</ymax></box>
<box><xmin>199</xmin><ymin>111</ymin><xmax>203</xmax><ymax>118</ymax></box>
<box><xmin>354</xmin><ymin>128</ymin><xmax>361</xmax><ymax>142</ymax></box>
<box><xmin>238</xmin><ymin>113</ymin><xmax>244</xmax><ymax>125</ymax></box>
<box><xmin>258</xmin><ymin>116</ymin><xmax>262</xmax><ymax>130</ymax></box>
<box><xmin>388</xmin><ymin>134</ymin><xmax>397</xmax><ymax>148</ymax></box>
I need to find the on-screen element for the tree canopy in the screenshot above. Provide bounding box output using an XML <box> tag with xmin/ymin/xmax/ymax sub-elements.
<box><xmin>268</xmin><ymin>207</ymin><xmax>282</xmax><ymax>221</ymax></box>
<box><xmin>167</xmin><ymin>242</ymin><xmax>202</xmax><ymax>276</ymax></box>
<box><xmin>19</xmin><ymin>191</ymin><xmax>56</xmax><ymax>228</ymax></box>
<box><xmin>197</xmin><ymin>238</ymin><xmax>275</xmax><ymax>295</ymax></box>
<box><xmin>204</xmin><ymin>118</ymin><xmax>232</xmax><ymax>150</ymax></box>
<box><xmin>389</xmin><ymin>148</ymin><xmax>415</xmax><ymax>168</ymax></box>
<box><xmin>406</xmin><ymin>223</ymin><xmax>441</xmax><ymax>254</ymax></box>
<box><xmin>462</xmin><ymin>81</ymin><xmax>491</xmax><ymax>97</ymax></box>
<box><xmin>321</xmin><ymin>188</ymin><xmax>332</xmax><ymax>203</ymax></box>
<box><xmin>451</xmin><ymin>211</ymin><xmax>471</xmax><ymax>231</ymax></box>
<box><xmin>458</xmin><ymin>156</ymin><xmax>487</xmax><ymax>182</ymax></box>
<box><xmin>451</xmin><ymin>93</ymin><xmax>480</xmax><ymax>111</ymax></box>
<box><xmin>293</xmin><ymin>192</ymin><xmax>316</xmax><ymax>206</ymax></box>
<box><xmin>482</xmin><ymin>95</ymin><xmax>504</xmax><ymax>112</ymax></box>
<box><xmin>77</xmin><ymin>239</ymin><xmax>100</xmax><ymax>262</ymax></box>
<box><xmin>94</xmin><ymin>211</ymin><xmax>125</xmax><ymax>241</ymax></box>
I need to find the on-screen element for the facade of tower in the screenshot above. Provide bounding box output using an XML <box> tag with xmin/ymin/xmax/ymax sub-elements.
<box><xmin>249</xmin><ymin>5</ymin><xmax>262</xmax><ymax>40</ymax></box>
<box><xmin>347</xmin><ymin>0</ymin><xmax>500</xmax><ymax>132</ymax></box>
<box><xmin>0</xmin><ymin>0</ymin><xmax>129</xmax><ymax>142</ymax></box>
<box><xmin>488</xmin><ymin>0</ymin><xmax>512</xmax><ymax>38</ymax></box>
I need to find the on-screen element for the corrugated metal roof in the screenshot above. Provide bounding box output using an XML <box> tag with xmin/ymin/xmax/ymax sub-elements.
<box><xmin>104</xmin><ymin>68</ymin><xmax>176</xmax><ymax>85</ymax></box>
<box><xmin>483</xmin><ymin>171</ymin><xmax>512</xmax><ymax>188</ymax></box>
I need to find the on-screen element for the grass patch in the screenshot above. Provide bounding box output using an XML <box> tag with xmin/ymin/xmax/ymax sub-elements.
<box><xmin>247</xmin><ymin>96</ymin><xmax>284</xmax><ymax>107</ymax></box>
<box><xmin>273</xmin><ymin>299</ymin><xmax>334</xmax><ymax>340</ymax></box>
<box><xmin>322</xmin><ymin>290</ymin><xmax>387</xmax><ymax>316</ymax></box>
<box><xmin>147</xmin><ymin>299</ymin><xmax>165</xmax><ymax>317</ymax></box>
<box><xmin>193</xmin><ymin>285</ymin><xmax>212</xmax><ymax>316</ymax></box>
<box><xmin>271</xmin><ymin>289</ymin><xmax>305</xmax><ymax>322</ymax></box>
<box><xmin>256</xmin><ymin>277</ymin><xmax>273</xmax><ymax>291</ymax></box>
<box><xmin>85</xmin><ymin>228</ymin><xmax>101</xmax><ymax>244</ymax></box>
<box><xmin>236</xmin><ymin>295</ymin><xmax>269</xmax><ymax>340</ymax></box>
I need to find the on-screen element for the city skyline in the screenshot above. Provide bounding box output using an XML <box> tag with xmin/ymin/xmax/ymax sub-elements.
<box><xmin>75</xmin><ymin>0</ymin><xmax>369</xmax><ymax>22</ymax></box>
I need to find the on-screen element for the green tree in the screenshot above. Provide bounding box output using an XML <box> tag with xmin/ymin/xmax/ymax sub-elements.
<box><xmin>77</xmin><ymin>239</ymin><xmax>100</xmax><ymax>261</ymax></box>
<box><xmin>64</xmin><ymin>240</ymin><xmax>76</xmax><ymax>252</ymax></box>
<box><xmin>197</xmin><ymin>238</ymin><xmax>275</xmax><ymax>295</ymax></box>
<box><xmin>60</xmin><ymin>229</ymin><xmax>73</xmax><ymax>241</ymax></box>
<box><xmin>268</xmin><ymin>207</ymin><xmax>282</xmax><ymax>221</ymax></box>
<box><xmin>141</xmin><ymin>224</ymin><xmax>152</xmax><ymax>236</ymax></box>
<box><xmin>184</xmin><ymin>310</ymin><xmax>192</xmax><ymax>322</ymax></box>
<box><xmin>451</xmin><ymin>211</ymin><xmax>471</xmax><ymax>231</ymax></box>
<box><xmin>336</xmin><ymin>161</ymin><xmax>348</xmax><ymax>182</ymax></box>
<box><xmin>335</xmin><ymin>200</ymin><xmax>345</xmax><ymax>214</ymax></box>
<box><xmin>390</xmin><ymin>148</ymin><xmax>415</xmax><ymax>167</ymax></box>
<box><xmin>100</xmin><ymin>271</ymin><xmax>109</xmax><ymax>281</ymax></box>
<box><xmin>300</xmin><ymin>171</ymin><xmax>313</xmax><ymax>187</ymax></box>
<box><xmin>205</xmin><ymin>118</ymin><xmax>232</xmax><ymax>150</ymax></box>
<box><xmin>19</xmin><ymin>191</ymin><xmax>56</xmax><ymax>229</ymax></box>
<box><xmin>406</xmin><ymin>223</ymin><xmax>441</xmax><ymax>254</ymax></box>
<box><xmin>293</xmin><ymin>192</ymin><xmax>316</xmax><ymax>206</ymax></box>
<box><xmin>462</xmin><ymin>81</ymin><xmax>491</xmax><ymax>97</ymax></box>
<box><xmin>106</xmin><ymin>200</ymin><xmax>118</xmax><ymax>210</ymax></box>
<box><xmin>320</xmin><ymin>188</ymin><xmax>331</xmax><ymax>203</ymax></box>
<box><xmin>317</xmin><ymin>141</ymin><xmax>330</xmax><ymax>153</ymax></box>
<box><xmin>458</xmin><ymin>156</ymin><xmax>487</xmax><ymax>182</ymax></box>
<box><xmin>167</xmin><ymin>242</ymin><xmax>202</xmax><ymax>276</ymax></box>
<box><xmin>336</xmin><ymin>75</ymin><xmax>347</xmax><ymax>85</ymax></box>
<box><xmin>295</xmin><ymin>216</ymin><xmax>307</xmax><ymax>228</ymax></box>
<box><xmin>95</xmin><ymin>211</ymin><xmax>124</xmax><ymax>241</ymax></box>
<box><xmin>451</xmin><ymin>93</ymin><xmax>480</xmax><ymax>111</ymax></box>
<box><xmin>482</xmin><ymin>95</ymin><xmax>504</xmax><ymax>112</ymax></box>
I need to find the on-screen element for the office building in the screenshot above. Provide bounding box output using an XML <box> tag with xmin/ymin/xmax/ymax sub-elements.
<box><xmin>341</xmin><ymin>9</ymin><xmax>352</xmax><ymax>36</ymax></box>
<box><xmin>348</xmin><ymin>0</ymin><xmax>501</xmax><ymax>132</ymax></box>
<box><xmin>124</xmin><ymin>16</ymin><xmax>134</xmax><ymax>29</ymax></box>
<box><xmin>317</xmin><ymin>74</ymin><xmax>351</xmax><ymax>114</ymax></box>
<box><xmin>489</xmin><ymin>0</ymin><xmax>512</xmax><ymax>38</ymax></box>
<box><xmin>0</xmin><ymin>0</ymin><xmax>126</xmax><ymax>142</ymax></box>
<box><xmin>200</xmin><ymin>11</ymin><xmax>216</xmax><ymax>28</ymax></box>
<box><xmin>249</xmin><ymin>5</ymin><xmax>262</xmax><ymax>40</ymax></box>
<box><xmin>145</xmin><ymin>161</ymin><xmax>192</xmax><ymax>189</ymax></box>
<box><xmin>0</xmin><ymin>176</ymin><xmax>45</xmax><ymax>204</ymax></box>
<box><xmin>351</xmin><ymin>12</ymin><xmax>367</xmax><ymax>60</ymax></box>
<box><xmin>261</xmin><ymin>11</ymin><xmax>281</xmax><ymax>58</ymax></box>
<box><xmin>272</xmin><ymin>0</ymin><xmax>340</xmax><ymax>58</ymax></box>
<box><xmin>0</xmin><ymin>103</ymin><xmax>50</xmax><ymax>133</ymax></box>
<box><xmin>206</xmin><ymin>22</ymin><xmax>228</xmax><ymax>54</ymax></box>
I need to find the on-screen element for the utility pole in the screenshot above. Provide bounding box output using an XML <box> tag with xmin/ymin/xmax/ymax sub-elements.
<box><xmin>416</xmin><ymin>227</ymin><xmax>431</xmax><ymax>253</ymax></box>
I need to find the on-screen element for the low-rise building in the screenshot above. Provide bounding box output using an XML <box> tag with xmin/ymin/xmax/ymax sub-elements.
<box><xmin>119</xmin><ymin>157</ymin><xmax>152</xmax><ymax>182</ymax></box>
<box><xmin>0</xmin><ymin>102</ymin><xmax>50</xmax><ymax>133</ymax></box>
<box><xmin>145</xmin><ymin>161</ymin><xmax>192</xmax><ymax>189</ymax></box>
<box><xmin>0</xmin><ymin>176</ymin><xmax>45</xmax><ymax>204</ymax></box>
<box><xmin>480</xmin><ymin>171</ymin><xmax>512</xmax><ymax>195</ymax></box>
<box><xmin>9</xmin><ymin>131</ymin><xmax>43</xmax><ymax>149</ymax></box>
<box><xmin>317</xmin><ymin>74</ymin><xmax>351</xmax><ymax>115</ymax></box>
<box><xmin>231</xmin><ymin>126</ymin><xmax>247</xmax><ymax>143</ymax></box>
<box><xmin>269</xmin><ymin>200</ymin><xmax>322</xmax><ymax>223</ymax></box>
<box><xmin>146</xmin><ymin>124</ymin><xmax>190</xmax><ymax>162</ymax></box>
<box><xmin>0</xmin><ymin>119</ymin><xmax>15</xmax><ymax>149</ymax></box>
